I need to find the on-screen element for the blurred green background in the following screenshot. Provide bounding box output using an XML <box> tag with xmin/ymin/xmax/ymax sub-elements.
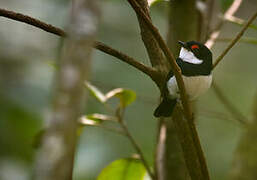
<box><xmin>0</xmin><ymin>0</ymin><xmax>256</xmax><ymax>179</ymax></box>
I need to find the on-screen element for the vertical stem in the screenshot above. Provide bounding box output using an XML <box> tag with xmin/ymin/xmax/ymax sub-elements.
<box><xmin>117</xmin><ymin>109</ymin><xmax>155</xmax><ymax>179</ymax></box>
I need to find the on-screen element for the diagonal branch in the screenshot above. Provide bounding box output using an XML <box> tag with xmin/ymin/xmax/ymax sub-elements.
<box><xmin>213</xmin><ymin>11</ymin><xmax>257</xmax><ymax>69</ymax></box>
<box><xmin>0</xmin><ymin>8</ymin><xmax>158</xmax><ymax>82</ymax></box>
<box><xmin>0</xmin><ymin>8</ymin><xmax>66</xmax><ymax>36</ymax></box>
<box><xmin>134</xmin><ymin>0</ymin><xmax>168</xmax><ymax>73</ymax></box>
<box><xmin>116</xmin><ymin>108</ymin><xmax>155</xmax><ymax>179</ymax></box>
<box><xmin>205</xmin><ymin>0</ymin><xmax>243</xmax><ymax>48</ymax></box>
<box><xmin>95</xmin><ymin>41</ymin><xmax>160</xmax><ymax>82</ymax></box>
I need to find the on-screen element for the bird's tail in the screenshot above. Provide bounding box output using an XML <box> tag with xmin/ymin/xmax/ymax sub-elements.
<box><xmin>154</xmin><ymin>98</ymin><xmax>177</xmax><ymax>117</ymax></box>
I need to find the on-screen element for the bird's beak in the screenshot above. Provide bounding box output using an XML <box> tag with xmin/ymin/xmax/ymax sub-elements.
<box><xmin>178</xmin><ymin>40</ymin><xmax>187</xmax><ymax>48</ymax></box>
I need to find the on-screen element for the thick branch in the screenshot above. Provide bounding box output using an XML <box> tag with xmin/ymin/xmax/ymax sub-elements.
<box><xmin>160</xmin><ymin>1</ymin><xmax>200</xmax><ymax>180</ymax></box>
<box><xmin>127</xmin><ymin>1</ymin><xmax>210</xmax><ymax>180</ymax></box>
<box><xmin>133</xmin><ymin>0</ymin><xmax>168</xmax><ymax>73</ymax></box>
<box><xmin>213</xmin><ymin>11</ymin><xmax>257</xmax><ymax>68</ymax></box>
<box><xmin>127</xmin><ymin>0</ymin><xmax>191</xmax><ymax>119</ymax></box>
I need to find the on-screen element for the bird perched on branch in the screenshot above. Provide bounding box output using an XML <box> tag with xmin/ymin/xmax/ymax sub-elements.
<box><xmin>154</xmin><ymin>41</ymin><xmax>213</xmax><ymax>117</ymax></box>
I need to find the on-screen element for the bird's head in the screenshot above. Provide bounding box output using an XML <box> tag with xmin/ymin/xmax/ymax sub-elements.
<box><xmin>178</xmin><ymin>41</ymin><xmax>212</xmax><ymax>65</ymax></box>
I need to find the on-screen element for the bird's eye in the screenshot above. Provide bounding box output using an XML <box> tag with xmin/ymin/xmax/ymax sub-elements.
<box><xmin>191</xmin><ymin>45</ymin><xmax>199</xmax><ymax>50</ymax></box>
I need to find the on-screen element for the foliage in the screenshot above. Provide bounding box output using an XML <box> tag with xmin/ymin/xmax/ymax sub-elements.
<box><xmin>97</xmin><ymin>158</ymin><xmax>148</xmax><ymax>180</ymax></box>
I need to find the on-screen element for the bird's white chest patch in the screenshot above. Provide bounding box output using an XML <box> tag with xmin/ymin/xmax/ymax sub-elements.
<box><xmin>167</xmin><ymin>75</ymin><xmax>212</xmax><ymax>100</ymax></box>
<box><xmin>179</xmin><ymin>47</ymin><xmax>203</xmax><ymax>64</ymax></box>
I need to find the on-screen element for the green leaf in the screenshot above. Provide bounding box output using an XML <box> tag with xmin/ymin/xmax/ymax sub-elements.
<box><xmin>97</xmin><ymin>158</ymin><xmax>149</xmax><ymax>180</ymax></box>
<box><xmin>105</xmin><ymin>88</ymin><xmax>136</xmax><ymax>107</ymax></box>
<box><xmin>148</xmin><ymin>0</ymin><xmax>161</xmax><ymax>6</ymax></box>
<box><xmin>46</xmin><ymin>60</ymin><xmax>58</xmax><ymax>69</ymax></box>
<box><xmin>85</xmin><ymin>81</ymin><xmax>106</xmax><ymax>103</ymax></box>
<box><xmin>79</xmin><ymin>113</ymin><xmax>117</xmax><ymax>126</ymax></box>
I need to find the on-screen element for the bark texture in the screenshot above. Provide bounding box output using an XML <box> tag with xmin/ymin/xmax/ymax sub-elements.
<box><xmin>156</xmin><ymin>0</ymin><xmax>201</xmax><ymax>180</ymax></box>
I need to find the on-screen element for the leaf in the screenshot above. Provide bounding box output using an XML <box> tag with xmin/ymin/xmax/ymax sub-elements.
<box><xmin>97</xmin><ymin>158</ymin><xmax>149</xmax><ymax>180</ymax></box>
<box><xmin>85</xmin><ymin>81</ymin><xmax>106</xmax><ymax>103</ymax></box>
<box><xmin>79</xmin><ymin>113</ymin><xmax>117</xmax><ymax>126</ymax></box>
<box><xmin>105</xmin><ymin>88</ymin><xmax>136</xmax><ymax>107</ymax></box>
<box><xmin>46</xmin><ymin>60</ymin><xmax>58</xmax><ymax>69</ymax></box>
<box><xmin>148</xmin><ymin>0</ymin><xmax>168</xmax><ymax>7</ymax></box>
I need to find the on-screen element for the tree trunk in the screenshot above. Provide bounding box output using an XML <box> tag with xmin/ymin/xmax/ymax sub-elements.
<box><xmin>33</xmin><ymin>1</ymin><xmax>99</xmax><ymax>180</ymax></box>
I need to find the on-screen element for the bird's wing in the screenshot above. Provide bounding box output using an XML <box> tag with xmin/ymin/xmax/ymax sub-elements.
<box><xmin>176</xmin><ymin>58</ymin><xmax>211</xmax><ymax>76</ymax></box>
<box><xmin>165</xmin><ymin>58</ymin><xmax>181</xmax><ymax>81</ymax></box>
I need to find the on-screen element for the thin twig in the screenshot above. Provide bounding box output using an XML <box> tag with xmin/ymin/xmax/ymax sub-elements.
<box><xmin>216</xmin><ymin>37</ymin><xmax>257</xmax><ymax>45</ymax></box>
<box><xmin>0</xmin><ymin>8</ymin><xmax>66</xmax><ymax>36</ymax></box>
<box><xmin>213</xmin><ymin>11</ymin><xmax>257</xmax><ymax>68</ymax></box>
<box><xmin>205</xmin><ymin>0</ymin><xmax>243</xmax><ymax>48</ymax></box>
<box><xmin>198</xmin><ymin>108</ymin><xmax>245</xmax><ymax>127</ymax></box>
<box><xmin>0</xmin><ymin>8</ymin><xmax>158</xmax><ymax>81</ymax></box>
<box><xmin>224</xmin><ymin>15</ymin><xmax>257</xmax><ymax>30</ymax></box>
<box><xmin>116</xmin><ymin>108</ymin><xmax>155</xmax><ymax>179</ymax></box>
<box><xmin>212</xmin><ymin>82</ymin><xmax>248</xmax><ymax>125</ymax></box>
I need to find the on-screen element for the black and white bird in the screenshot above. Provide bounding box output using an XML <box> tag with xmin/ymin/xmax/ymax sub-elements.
<box><xmin>154</xmin><ymin>41</ymin><xmax>213</xmax><ymax>117</ymax></box>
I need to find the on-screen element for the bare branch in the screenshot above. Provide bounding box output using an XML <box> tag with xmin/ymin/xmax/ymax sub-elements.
<box><xmin>213</xmin><ymin>11</ymin><xmax>257</xmax><ymax>68</ymax></box>
<box><xmin>127</xmin><ymin>0</ymin><xmax>192</xmax><ymax>119</ymax></box>
<box><xmin>116</xmin><ymin>108</ymin><xmax>155</xmax><ymax>179</ymax></box>
<box><xmin>205</xmin><ymin>0</ymin><xmax>243</xmax><ymax>48</ymax></box>
<box><xmin>0</xmin><ymin>8</ymin><xmax>158</xmax><ymax>82</ymax></box>
<box><xmin>133</xmin><ymin>0</ymin><xmax>168</xmax><ymax>73</ymax></box>
<box><xmin>127</xmin><ymin>1</ymin><xmax>211</xmax><ymax>180</ymax></box>
<box><xmin>94</xmin><ymin>41</ymin><xmax>160</xmax><ymax>82</ymax></box>
<box><xmin>171</xmin><ymin>106</ymin><xmax>208</xmax><ymax>180</ymax></box>
<box><xmin>216</xmin><ymin>37</ymin><xmax>257</xmax><ymax>45</ymax></box>
<box><xmin>0</xmin><ymin>8</ymin><xmax>66</xmax><ymax>36</ymax></box>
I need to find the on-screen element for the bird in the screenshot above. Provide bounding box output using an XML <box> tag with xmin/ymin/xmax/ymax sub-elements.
<box><xmin>154</xmin><ymin>40</ymin><xmax>213</xmax><ymax>117</ymax></box>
